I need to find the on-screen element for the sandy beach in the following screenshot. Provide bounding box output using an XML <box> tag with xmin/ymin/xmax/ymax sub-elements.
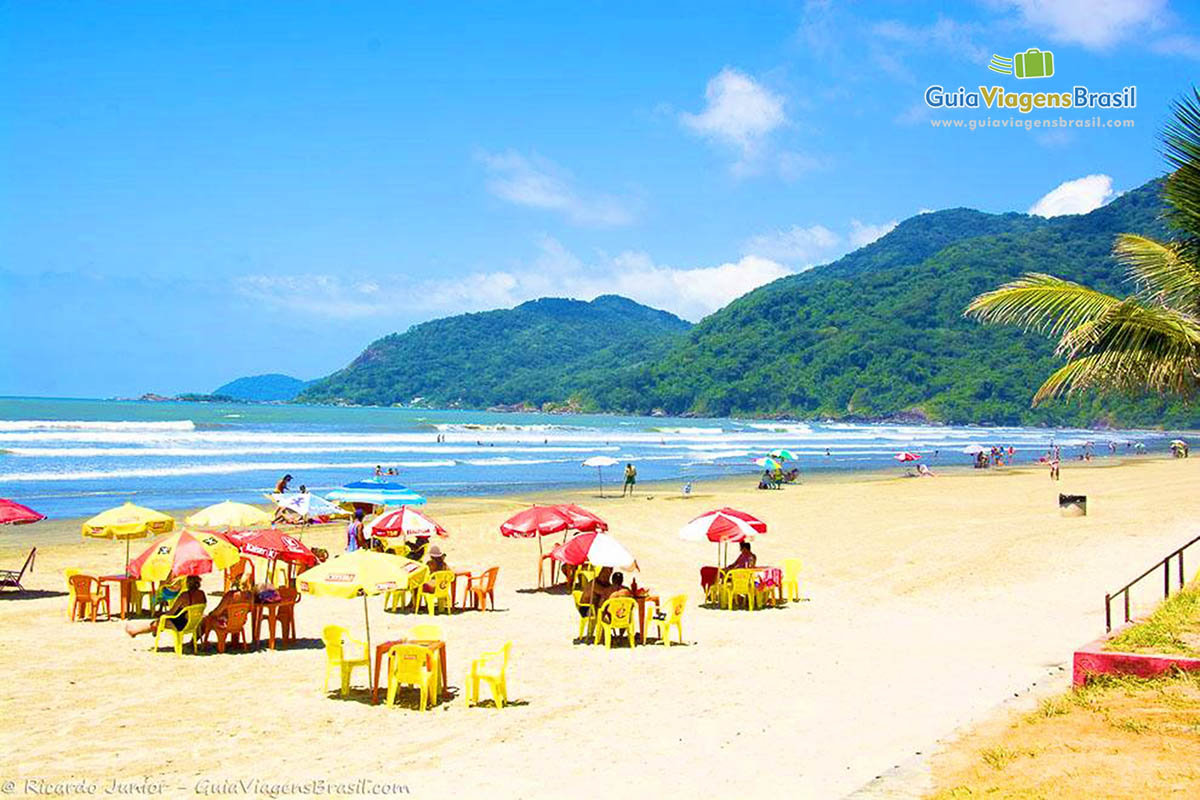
<box><xmin>2</xmin><ymin>456</ymin><xmax>1197</xmax><ymax>799</ymax></box>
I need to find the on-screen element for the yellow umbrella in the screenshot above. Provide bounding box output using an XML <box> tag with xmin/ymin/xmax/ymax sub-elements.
<box><xmin>185</xmin><ymin>500</ymin><xmax>272</xmax><ymax>530</ymax></box>
<box><xmin>297</xmin><ymin>550</ymin><xmax>426</xmax><ymax>685</ymax></box>
<box><xmin>83</xmin><ymin>501</ymin><xmax>175</xmax><ymax>571</ymax></box>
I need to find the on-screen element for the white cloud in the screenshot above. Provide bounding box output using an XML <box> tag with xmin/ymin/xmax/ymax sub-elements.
<box><xmin>478</xmin><ymin>151</ymin><xmax>634</xmax><ymax>227</ymax></box>
<box><xmin>848</xmin><ymin>219</ymin><xmax>898</xmax><ymax>248</ymax></box>
<box><xmin>236</xmin><ymin>238</ymin><xmax>792</xmax><ymax>323</ymax></box>
<box><xmin>873</xmin><ymin>17</ymin><xmax>987</xmax><ymax>63</ymax></box>
<box><xmin>1152</xmin><ymin>33</ymin><xmax>1200</xmax><ymax>59</ymax></box>
<box><xmin>680</xmin><ymin>68</ymin><xmax>788</xmax><ymax>173</ymax></box>
<box><xmin>742</xmin><ymin>224</ymin><xmax>840</xmax><ymax>265</ymax></box>
<box><xmin>1028</xmin><ymin>174</ymin><xmax>1115</xmax><ymax>217</ymax></box>
<box><xmin>994</xmin><ymin>0</ymin><xmax>1167</xmax><ymax>50</ymax></box>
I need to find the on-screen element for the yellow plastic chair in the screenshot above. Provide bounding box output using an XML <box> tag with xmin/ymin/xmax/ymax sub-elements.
<box><xmin>572</xmin><ymin>590</ymin><xmax>596</xmax><ymax>642</ymax></box>
<box><xmin>781</xmin><ymin>558</ymin><xmax>802</xmax><ymax>602</ymax></box>
<box><xmin>385</xmin><ymin>643</ymin><xmax>437</xmax><ymax>710</ymax></box>
<box><xmin>321</xmin><ymin>624</ymin><xmax>369</xmax><ymax>696</ymax></box>
<box><xmin>571</xmin><ymin>563</ymin><xmax>597</xmax><ymax>592</ymax></box>
<box><xmin>153</xmin><ymin>604</ymin><xmax>206</xmax><ymax>656</ymax></box>
<box><xmin>419</xmin><ymin>570</ymin><xmax>455</xmax><ymax>616</ymax></box>
<box><xmin>724</xmin><ymin>569</ymin><xmax>759</xmax><ymax>611</ymax></box>
<box><xmin>594</xmin><ymin>596</ymin><xmax>637</xmax><ymax>649</ymax></box>
<box><xmin>647</xmin><ymin>594</ymin><xmax>687</xmax><ymax>646</ymax></box>
<box><xmin>131</xmin><ymin>580</ymin><xmax>156</xmax><ymax>614</ymax></box>
<box><xmin>465</xmin><ymin>642</ymin><xmax>512</xmax><ymax>709</ymax></box>
<box><xmin>64</xmin><ymin>568</ymin><xmax>82</xmax><ymax>619</ymax></box>
<box><xmin>385</xmin><ymin>565</ymin><xmax>428</xmax><ymax>612</ymax></box>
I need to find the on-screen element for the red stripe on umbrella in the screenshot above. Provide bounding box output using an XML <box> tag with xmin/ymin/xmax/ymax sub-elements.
<box><xmin>371</xmin><ymin>506</ymin><xmax>447</xmax><ymax>538</ymax></box>
<box><xmin>500</xmin><ymin>506</ymin><xmax>572</xmax><ymax>538</ymax></box>
<box><xmin>894</xmin><ymin>452</ymin><xmax>920</xmax><ymax>462</ymax></box>
<box><xmin>551</xmin><ymin>504</ymin><xmax>608</xmax><ymax>532</ymax></box>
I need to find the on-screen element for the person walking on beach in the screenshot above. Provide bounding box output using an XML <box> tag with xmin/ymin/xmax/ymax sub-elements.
<box><xmin>274</xmin><ymin>473</ymin><xmax>293</xmax><ymax>494</ymax></box>
<box><xmin>1049</xmin><ymin>458</ymin><xmax>1060</xmax><ymax>481</ymax></box>
<box><xmin>622</xmin><ymin>463</ymin><xmax>637</xmax><ymax>496</ymax></box>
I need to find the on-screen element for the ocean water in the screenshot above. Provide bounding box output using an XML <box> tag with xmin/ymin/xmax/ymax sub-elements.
<box><xmin>0</xmin><ymin>397</ymin><xmax>1182</xmax><ymax>518</ymax></box>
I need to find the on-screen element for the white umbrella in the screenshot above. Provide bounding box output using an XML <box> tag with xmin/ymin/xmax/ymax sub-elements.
<box><xmin>582</xmin><ymin>456</ymin><xmax>619</xmax><ymax>497</ymax></box>
<box><xmin>270</xmin><ymin>492</ymin><xmax>346</xmax><ymax>520</ymax></box>
<box><xmin>961</xmin><ymin>444</ymin><xmax>986</xmax><ymax>455</ymax></box>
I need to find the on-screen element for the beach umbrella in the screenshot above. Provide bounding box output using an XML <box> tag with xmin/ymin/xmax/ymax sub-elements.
<box><xmin>270</xmin><ymin>492</ymin><xmax>346</xmax><ymax>520</ymax></box>
<box><xmin>368</xmin><ymin>505</ymin><xmax>447</xmax><ymax>538</ymax></box>
<box><xmin>127</xmin><ymin>529</ymin><xmax>240</xmax><ymax>582</ymax></box>
<box><xmin>679</xmin><ymin>507</ymin><xmax>767</xmax><ymax>566</ymax></box>
<box><xmin>769</xmin><ymin>449</ymin><xmax>798</xmax><ymax>461</ymax></box>
<box><xmin>754</xmin><ymin>456</ymin><xmax>783</xmax><ymax>470</ymax></box>
<box><xmin>185</xmin><ymin>500</ymin><xmax>271</xmax><ymax>530</ymax></box>
<box><xmin>0</xmin><ymin>498</ymin><xmax>44</xmax><ymax>526</ymax></box>
<box><xmin>550</xmin><ymin>532</ymin><xmax>637</xmax><ymax>571</ymax></box>
<box><xmin>83</xmin><ymin>501</ymin><xmax>176</xmax><ymax>571</ymax></box>
<box><xmin>327</xmin><ymin>479</ymin><xmax>426</xmax><ymax>507</ymax></box>
<box><xmin>552</xmin><ymin>503</ymin><xmax>608</xmax><ymax>532</ymax></box>
<box><xmin>230</xmin><ymin>528</ymin><xmax>317</xmax><ymax>567</ymax></box>
<box><xmin>582</xmin><ymin>455</ymin><xmax>619</xmax><ymax>496</ymax></box>
<box><xmin>297</xmin><ymin>550</ymin><xmax>426</xmax><ymax>686</ymax></box>
<box><xmin>1171</xmin><ymin>439</ymin><xmax>1186</xmax><ymax>446</ymax></box>
<box><xmin>501</xmin><ymin>505</ymin><xmax>574</xmax><ymax>585</ymax></box>
<box><xmin>961</xmin><ymin>444</ymin><xmax>986</xmax><ymax>455</ymax></box>
<box><xmin>894</xmin><ymin>452</ymin><xmax>921</xmax><ymax>462</ymax></box>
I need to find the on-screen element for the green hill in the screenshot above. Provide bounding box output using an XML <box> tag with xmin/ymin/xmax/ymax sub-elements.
<box><xmin>299</xmin><ymin>295</ymin><xmax>691</xmax><ymax>408</ymax></box>
<box><xmin>214</xmin><ymin>373</ymin><xmax>312</xmax><ymax>402</ymax></box>
<box><xmin>583</xmin><ymin>178</ymin><xmax>1199</xmax><ymax>427</ymax></box>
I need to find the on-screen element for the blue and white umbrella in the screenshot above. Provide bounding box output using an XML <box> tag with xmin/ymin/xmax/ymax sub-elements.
<box><xmin>269</xmin><ymin>492</ymin><xmax>348</xmax><ymax>518</ymax></box>
<box><xmin>326</xmin><ymin>479</ymin><xmax>426</xmax><ymax>507</ymax></box>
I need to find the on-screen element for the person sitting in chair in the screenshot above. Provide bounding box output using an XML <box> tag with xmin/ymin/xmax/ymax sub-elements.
<box><xmin>125</xmin><ymin>575</ymin><xmax>206</xmax><ymax>638</ymax></box>
<box><xmin>726</xmin><ymin>541</ymin><xmax>757</xmax><ymax>571</ymax></box>
<box><xmin>201</xmin><ymin>576</ymin><xmax>253</xmax><ymax>637</ymax></box>
<box><xmin>595</xmin><ymin>571</ymin><xmax>633</xmax><ymax>620</ymax></box>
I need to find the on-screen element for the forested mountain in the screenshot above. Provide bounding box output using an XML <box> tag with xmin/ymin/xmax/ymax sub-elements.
<box><xmin>299</xmin><ymin>295</ymin><xmax>691</xmax><ymax>408</ymax></box>
<box><xmin>584</xmin><ymin>178</ymin><xmax>1197</xmax><ymax>427</ymax></box>
<box><xmin>214</xmin><ymin>373</ymin><xmax>312</xmax><ymax>402</ymax></box>
<box><xmin>298</xmin><ymin>177</ymin><xmax>1197</xmax><ymax>427</ymax></box>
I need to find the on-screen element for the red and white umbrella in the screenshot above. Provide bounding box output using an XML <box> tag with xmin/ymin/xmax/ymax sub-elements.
<box><xmin>679</xmin><ymin>507</ymin><xmax>766</xmax><ymax>566</ymax></box>
<box><xmin>231</xmin><ymin>528</ymin><xmax>317</xmax><ymax>567</ymax></box>
<box><xmin>552</xmin><ymin>504</ymin><xmax>608</xmax><ymax>532</ymax></box>
<box><xmin>894</xmin><ymin>452</ymin><xmax>921</xmax><ymax>462</ymax></box>
<box><xmin>550</xmin><ymin>532</ymin><xmax>637</xmax><ymax>570</ymax></box>
<box><xmin>500</xmin><ymin>505</ymin><xmax>572</xmax><ymax>538</ymax></box>
<box><xmin>369</xmin><ymin>505</ymin><xmax>447</xmax><ymax>538</ymax></box>
<box><xmin>0</xmin><ymin>498</ymin><xmax>44</xmax><ymax>526</ymax></box>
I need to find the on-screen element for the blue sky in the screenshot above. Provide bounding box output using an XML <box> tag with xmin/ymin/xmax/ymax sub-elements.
<box><xmin>2</xmin><ymin>0</ymin><xmax>1198</xmax><ymax>397</ymax></box>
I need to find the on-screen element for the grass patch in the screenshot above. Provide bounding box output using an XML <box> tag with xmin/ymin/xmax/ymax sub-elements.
<box><xmin>926</xmin><ymin>670</ymin><xmax>1200</xmax><ymax>799</ymax></box>
<box><xmin>1105</xmin><ymin>584</ymin><xmax>1200</xmax><ymax>657</ymax></box>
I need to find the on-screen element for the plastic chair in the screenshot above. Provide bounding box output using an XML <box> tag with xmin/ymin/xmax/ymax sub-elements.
<box><xmin>385</xmin><ymin>643</ymin><xmax>437</xmax><ymax>710</ymax></box>
<box><xmin>69</xmin><ymin>574</ymin><xmax>111</xmax><ymax>622</ymax></box>
<box><xmin>594</xmin><ymin>596</ymin><xmax>637</xmax><ymax>649</ymax></box>
<box><xmin>466</xmin><ymin>566</ymin><xmax>499</xmax><ymax>611</ymax></box>
<box><xmin>205</xmin><ymin>603</ymin><xmax>252</xmax><ymax>653</ymax></box>
<box><xmin>275</xmin><ymin>586</ymin><xmax>300</xmax><ymax>645</ymax></box>
<box><xmin>224</xmin><ymin>557</ymin><xmax>255</xmax><ymax>592</ymax></box>
<box><xmin>571</xmin><ymin>564</ymin><xmax>597</xmax><ymax>592</ymax></box>
<box><xmin>321</xmin><ymin>625</ymin><xmax>369</xmax><ymax>696</ymax></box>
<box><xmin>781</xmin><ymin>558</ymin><xmax>802</xmax><ymax>602</ymax></box>
<box><xmin>419</xmin><ymin>570</ymin><xmax>455</xmax><ymax>616</ymax></box>
<box><xmin>0</xmin><ymin>547</ymin><xmax>36</xmax><ymax>593</ymax></box>
<box><xmin>572</xmin><ymin>589</ymin><xmax>595</xmax><ymax>642</ymax></box>
<box><xmin>131</xmin><ymin>580</ymin><xmax>156</xmax><ymax>614</ymax></box>
<box><xmin>64</xmin><ymin>568</ymin><xmax>83</xmax><ymax>619</ymax></box>
<box><xmin>465</xmin><ymin>642</ymin><xmax>512</xmax><ymax>709</ymax></box>
<box><xmin>153</xmin><ymin>604</ymin><xmax>206</xmax><ymax>656</ymax></box>
<box><xmin>647</xmin><ymin>594</ymin><xmax>687</xmax><ymax>646</ymax></box>
<box><xmin>724</xmin><ymin>569</ymin><xmax>759</xmax><ymax>611</ymax></box>
<box><xmin>385</xmin><ymin>565</ymin><xmax>428</xmax><ymax>612</ymax></box>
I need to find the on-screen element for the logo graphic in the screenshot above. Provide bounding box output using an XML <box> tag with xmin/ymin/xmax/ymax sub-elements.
<box><xmin>989</xmin><ymin>48</ymin><xmax>1055</xmax><ymax>79</ymax></box>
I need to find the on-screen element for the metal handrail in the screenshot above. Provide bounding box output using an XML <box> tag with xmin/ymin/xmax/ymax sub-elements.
<box><xmin>1105</xmin><ymin>534</ymin><xmax>1200</xmax><ymax>632</ymax></box>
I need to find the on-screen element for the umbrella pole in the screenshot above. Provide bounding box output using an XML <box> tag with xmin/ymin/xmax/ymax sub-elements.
<box><xmin>598</xmin><ymin>466</ymin><xmax>604</xmax><ymax>498</ymax></box>
<box><xmin>363</xmin><ymin>592</ymin><xmax>373</xmax><ymax>688</ymax></box>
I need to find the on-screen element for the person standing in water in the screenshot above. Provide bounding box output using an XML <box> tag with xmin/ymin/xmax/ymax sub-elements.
<box><xmin>622</xmin><ymin>463</ymin><xmax>637</xmax><ymax>496</ymax></box>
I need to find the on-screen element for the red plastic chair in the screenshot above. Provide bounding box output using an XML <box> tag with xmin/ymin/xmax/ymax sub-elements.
<box><xmin>466</xmin><ymin>567</ymin><xmax>499</xmax><ymax>611</ymax></box>
<box><xmin>69</xmin><ymin>574</ymin><xmax>111</xmax><ymax>622</ymax></box>
<box><xmin>205</xmin><ymin>603</ymin><xmax>252</xmax><ymax>653</ymax></box>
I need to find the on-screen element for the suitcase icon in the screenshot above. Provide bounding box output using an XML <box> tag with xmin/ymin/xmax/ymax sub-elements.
<box><xmin>1014</xmin><ymin>48</ymin><xmax>1054</xmax><ymax>79</ymax></box>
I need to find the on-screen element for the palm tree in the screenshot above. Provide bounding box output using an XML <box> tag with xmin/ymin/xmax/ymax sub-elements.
<box><xmin>965</xmin><ymin>89</ymin><xmax>1200</xmax><ymax>405</ymax></box>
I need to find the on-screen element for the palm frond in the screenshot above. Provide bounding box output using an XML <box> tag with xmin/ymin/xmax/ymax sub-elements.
<box><xmin>963</xmin><ymin>273</ymin><xmax>1122</xmax><ymax>337</ymax></box>
<box><xmin>1163</xmin><ymin>88</ymin><xmax>1200</xmax><ymax>239</ymax></box>
<box><xmin>1113</xmin><ymin>234</ymin><xmax>1200</xmax><ymax>310</ymax></box>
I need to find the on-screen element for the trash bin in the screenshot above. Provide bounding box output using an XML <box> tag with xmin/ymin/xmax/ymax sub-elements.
<box><xmin>1059</xmin><ymin>493</ymin><xmax>1087</xmax><ymax>517</ymax></box>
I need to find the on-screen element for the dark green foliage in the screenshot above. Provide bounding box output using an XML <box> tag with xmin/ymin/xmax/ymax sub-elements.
<box><xmin>583</xmin><ymin>177</ymin><xmax>1199</xmax><ymax>427</ymax></box>
<box><xmin>299</xmin><ymin>296</ymin><xmax>691</xmax><ymax>407</ymax></box>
